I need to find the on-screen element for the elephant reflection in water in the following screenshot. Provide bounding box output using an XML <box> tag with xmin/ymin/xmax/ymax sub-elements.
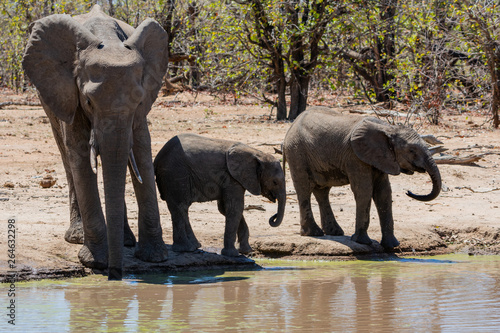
<box><xmin>62</xmin><ymin>269</ymin><xmax>403</xmax><ymax>330</ymax></box>
<box><xmin>64</xmin><ymin>284</ymin><xmax>167</xmax><ymax>330</ymax></box>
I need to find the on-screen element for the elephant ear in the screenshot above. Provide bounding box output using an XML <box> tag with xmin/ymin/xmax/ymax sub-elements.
<box><xmin>350</xmin><ymin>117</ymin><xmax>400</xmax><ymax>175</ymax></box>
<box><xmin>226</xmin><ymin>144</ymin><xmax>262</xmax><ymax>195</ymax></box>
<box><xmin>124</xmin><ymin>19</ymin><xmax>169</xmax><ymax>117</ymax></box>
<box><xmin>22</xmin><ymin>14</ymin><xmax>100</xmax><ymax>124</ymax></box>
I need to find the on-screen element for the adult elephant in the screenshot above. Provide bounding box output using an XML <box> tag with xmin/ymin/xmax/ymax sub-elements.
<box><xmin>283</xmin><ymin>109</ymin><xmax>441</xmax><ymax>249</ymax></box>
<box><xmin>22</xmin><ymin>5</ymin><xmax>168</xmax><ymax>280</ymax></box>
<box><xmin>154</xmin><ymin>134</ymin><xmax>286</xmax><ymax>256</ymax></box>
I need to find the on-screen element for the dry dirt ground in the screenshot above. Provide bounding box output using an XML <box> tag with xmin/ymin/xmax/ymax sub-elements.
<box><xmin>1</xmin><ymin>89</ymin><xmax>500</xmax><ymax>281</ymax></box>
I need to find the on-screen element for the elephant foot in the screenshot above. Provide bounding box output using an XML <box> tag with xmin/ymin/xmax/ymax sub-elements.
<box><xmin>300</xmin><ymin>222</ymin><xmax>324</xmax><ymax>236</ymax></box>
<box><xmin>135</xmin><ymin>240</ymin><xmax>168</xmax><ymax>263</ymax></box>
<box><xmin>172</xmin><ymin>241</ymin><xmax>201</xmax><ymax>253</ymax></box>
<box><xmin>124</xmin><ymin>228</ymin><xmax>136</xmax><ymax>247</ymax></box>
<box><xmin>238</xmin><ymin>243</ymin><xmax>253</xmax><ymax>255</ymax></box>
<box><xmin>323</xmin><ymin>223</ymin><xmax>344</xmax><ymax>236</ymax></box>
<box><xmin>64</xmin><ymin>222</ymin><xmax>84</xmax><ymax>244</ymax></box>
<box><xmin>187</xmin><ymin>234</ymin><xmax>202</xmax><ymax>250</ymax></box>
<box><xmin>108</xmin><ymin>267</ymin><xmax>123</xmax><ymax>281</ymax></box>
<box><xmin>78</xmin><ymin>244</ymin><xmax>108</xmax><ymax>270</ymax></box>
<box><xmin>221</xmin><ymin>247</ymin><xmax>240</xmax><ymax>257</ymax></box>
<box><xmin>381</xmin><ymin>235</ymin><xmax>400</xmax><ymax>250</ymax></box>
<box><xmin>351</xmin><ymin>231</ymin><xmax>372</xmax><ymax>245</ymax></box>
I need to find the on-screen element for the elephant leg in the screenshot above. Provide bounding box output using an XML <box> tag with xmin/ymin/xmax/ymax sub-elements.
<box><xmin>65</xmin><ymin>174</ymin><xmax>84</xmax><ymax>244</ymax></box>
<box><xmin>66</xmin><ymin>182</ymin><xmax>134</xmax><ymax>247</ymax></box>
<box><xmin>312</xmin><ymin>186</ymin><xmax>344</xmax><ymax>236</ymax></box>
<box><xmin>45</xmin><ymin>113</ymin><xmax>85</xmax><ymax>244</ymax></box>
<box><xmin>130</xmin><ymin>119</ymin><xmax>168</xmax><ymax>262</ymax></box>
<box><xmin>220</xmin><ymin>191</ymin><xmax>245</xmax><ymax>257</ymax></box>
<box><xmin>63</xmin><ymin>162</ymin><xmax>134</xmax><ymax>248</ymax></box>
<box><xmin>218</xmin><ymin>200</ymin><xmax>251</xmax><ymax>254</ymax></box>
<box><xmin>373</xmin><ymin>173</ymin><xmax>399</xmax><ymax>249</ymax></box>
<box><xmin>237</xmin><ymin>216</ymin><xmax>252</xmax><ymax>254</ymax></box>
<box><xmin>122</xmin><ymin>202</ymin><xmax>136</xmax><ymax>247</ymax></box>
<box><xmin>292</xmin><ymin>178</ymin><xmax>324</xmax><ymax>236</ymax></box>
<box><xmin>57</xmin><ymin>117</ymin><xmax>108</xmax><ymax>269</ymax></box>
<box><xmin>349</xmin><ymin>176</ymin><xmax>373</xmax><ymax>246</ymax></box>
<box><xmin>169</xmin><ymin>202</ymin><xmax>200</xmax><ymax>252</ymax></box>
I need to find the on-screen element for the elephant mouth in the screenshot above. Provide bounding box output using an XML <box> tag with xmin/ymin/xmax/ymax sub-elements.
<box><xmin>401</xmin><ymin>168</ymin><xmax>414</xmax><ymax>175</ymax></box>
<box><xmin>402</xmin><ymin>166</ymin><xmax>426</xmax><ymax>175</ymax></box>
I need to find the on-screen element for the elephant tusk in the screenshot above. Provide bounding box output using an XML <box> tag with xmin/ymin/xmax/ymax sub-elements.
<box><xmin>90</xmin><ymin>144</ymin><xmax>98</xmax><ymax>174</ymax></box>
<box><xmin>129</xmin><ymin>149</ymin><xmax>143</xmax><ymax>184</ymax></box>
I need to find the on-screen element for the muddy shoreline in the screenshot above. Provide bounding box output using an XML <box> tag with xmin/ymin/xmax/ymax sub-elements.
<box><xmin>3</xmin><ymin>225</ymin><xmax>499</xmax><ymax>283</ymax></box>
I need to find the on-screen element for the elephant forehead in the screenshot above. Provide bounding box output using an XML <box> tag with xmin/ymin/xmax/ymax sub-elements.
<box><xmin>80</xmin><ymin>45</ymin><xmax>144</xmax><ymax>69</ymax></box>
<box><xmin>394</xmin><ymin>127</ymin><xmax>422</xmax><ymax>142</ymax></box>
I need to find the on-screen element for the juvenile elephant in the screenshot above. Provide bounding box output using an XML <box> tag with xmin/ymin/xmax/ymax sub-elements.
<box><xmin>22</xmin><ymin>5</ymin><xmax>169</xmax><ymax>280</ymax></box>
<box><xmin>154</xmin><ymin>134</ymin><xmax>286</xmax><ymax>256</ymax></box>
<box><xmin>283</xmin><ymin>109</ymin><xmax>441</xmax><ymax>249</ymax></box>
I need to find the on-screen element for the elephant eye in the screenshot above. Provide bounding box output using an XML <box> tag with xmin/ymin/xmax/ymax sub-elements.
<box><xmin>97</xmin><ymin>43</ymin><xmax>104</xmax><ymax>50</ymax></box>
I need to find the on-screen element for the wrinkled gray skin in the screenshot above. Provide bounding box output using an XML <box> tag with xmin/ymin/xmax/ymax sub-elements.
<box><xmin>283</xmin><ymin>110</ymin><xmax>441</xmax><ymax>249</ymax></box>
<box><xmin>154</xmin><ymin>134</ymin><xmax>286</xmax><ymax>257</ymax></box>
<box><xmin>22</xmin><ymin>5</ymin><xmax>169</xmax><ymax>280</ymax></box>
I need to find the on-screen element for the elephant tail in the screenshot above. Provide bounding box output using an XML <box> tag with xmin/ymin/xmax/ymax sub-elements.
<box><xmin>281</xmin><ymin>142</ymin><xmax>286</xmax><ymax>179</ymax></box>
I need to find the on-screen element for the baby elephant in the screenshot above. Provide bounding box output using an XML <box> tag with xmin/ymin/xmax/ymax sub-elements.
<box><xmin>154</xmin><ymin>133</ymin><xmax>286</xmax><ymax>257</ymax></box>
<box><xmin>283</xmin><ymin>109</ymin><xmax>441</xmax><ymax>250</ymax></box>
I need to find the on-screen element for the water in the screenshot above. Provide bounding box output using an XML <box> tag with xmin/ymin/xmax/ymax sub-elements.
<box><xmin>2</xmin><ymin>254</ymin><xmax>500</xmax><ymax>332</ymax></box>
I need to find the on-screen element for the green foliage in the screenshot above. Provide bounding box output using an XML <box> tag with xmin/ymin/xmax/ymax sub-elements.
<box><xmin>1</xmin><ymin>0</ymin><xmax>499</xmax><ymax>125</ymax></box>
<box><xmin>0</xmin><ymin>0</ymin><xmax>95</xmax><ymax>90</ymax></box>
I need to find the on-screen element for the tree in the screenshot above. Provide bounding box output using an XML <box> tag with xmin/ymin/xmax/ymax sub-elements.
<box><xmin>337</xmin><ymin>0</ymin><xmax>398</xmax><ymax>104</ymax></box>
<box><xmin>230</xmin><ymin>0</ymin><xmax>342</xmax><ymax>120</ymax></box>
<box><xmin>0</xmin><ymin>0</ymin><xmax>93</xmax><ymax>90</ymax></box>
<box><xmin>455</xmin><ymin>0</ymin><xmax>500</xmax><ymax>128</ymax></box>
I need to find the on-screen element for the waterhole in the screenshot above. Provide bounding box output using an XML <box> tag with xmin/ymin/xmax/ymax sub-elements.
<box><xmin>2</xmin><ymin>254</ymin><xmax>500</xmax><ymax>332</ymax></box>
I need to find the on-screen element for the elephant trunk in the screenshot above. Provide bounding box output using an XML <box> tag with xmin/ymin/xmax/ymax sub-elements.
<box><xmin>269</xmin><ymin>190</ymin><xmax>286</xmax><ymax>227</ymax></box>
<box><xmin>97</xmin><ymin>126</ymin><xmax>132</xmax><ymax>280</ymax></box>
<box><xmin>406</xmin><ymin>154</ymin><xmax>442</xmax><ymax>202</ymax></box>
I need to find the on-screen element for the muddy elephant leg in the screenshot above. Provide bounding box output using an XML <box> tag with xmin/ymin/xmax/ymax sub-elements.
<box><xmin>130</xmin><ymin>119</ymin><xmax>168</xmax><ymax>262</ymax></box>
<box><xmin>291</xmin><ymin>176</ymin><xmax>323</xmax><ymax>236</ymax></box>
<box><xmin>65</xmin><ymin>174</ymin><xmax>135</xmax><ymax>247</ymax></box>
<box><xmin>349</xmin><ymin>175</ymin><xmax>373</xmax><ymax>245</ymax></box>
<box><xmin>373</xmin><ymin>173</ymin><xmax>399</xmax><ymax>249</ymax></box>
<box><xmin>122</xmin><ymin>201</ymin><xmax>136</xmax><ymax>247</ymax></box>
<box><xmin>312</xmin><ymin>186</ymin><xmax>344</xmax><ymax>236</ymax></box>
<box><xmin>220</xmin><ymin>189</ymin><xmax>245</xmax><ymax>257</ymax></box>
<box><xmin>66</xmin><ymin>180</ymin><xmax>135</xmax><ymax>247</ymax></box>
<box><xmin>61</xmin><ymin>120</ymin><xmax>108</xmax><ymax>269</ymax></box>
<box><xmin>237</xmin><ymin>217</ymin><xmax>252</xmax><ymax>254</ymax></box>
<box><xmin>168</xmin><ymin>201</ymin><xmax>200</xmax><ymax>252</ymax></box>
<box><xmin>45</xmin><ymin>112</ymin><xmax>85</xmax><ymax>244</ymax></box>
<box><xmin>65</xmin><ymin>176</ymin><xmax>84</xmax><ymax>244</ymax></box>
<box><xmin>218</xmin><ymin>200</ymin><xmax>251</xmax><ymax>254</ymax></box>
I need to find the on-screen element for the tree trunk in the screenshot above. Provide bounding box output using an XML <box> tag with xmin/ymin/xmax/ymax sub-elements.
<box><xmin>289</xmin><ymin>74</ymin><xmax>309</xmax><ymax>120</ymax></box>
<box><xmin>275</xmin><ymin>55</ymin><xmax>287</xmax><ymax>121</ymax></box>
<box><xmin>490</xmin><ymin>49</ymin><xmax>500</xmax><ymax>128</ymax></box>
<box><xmin>374</xmin><ymin>0</ymin><xmax>397</xmax><ymax>102</ymax></box>
<box><xmin>188</xmin><ymin>2</ymin><xmax>201</xmax><ymax>88</ymax></box>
